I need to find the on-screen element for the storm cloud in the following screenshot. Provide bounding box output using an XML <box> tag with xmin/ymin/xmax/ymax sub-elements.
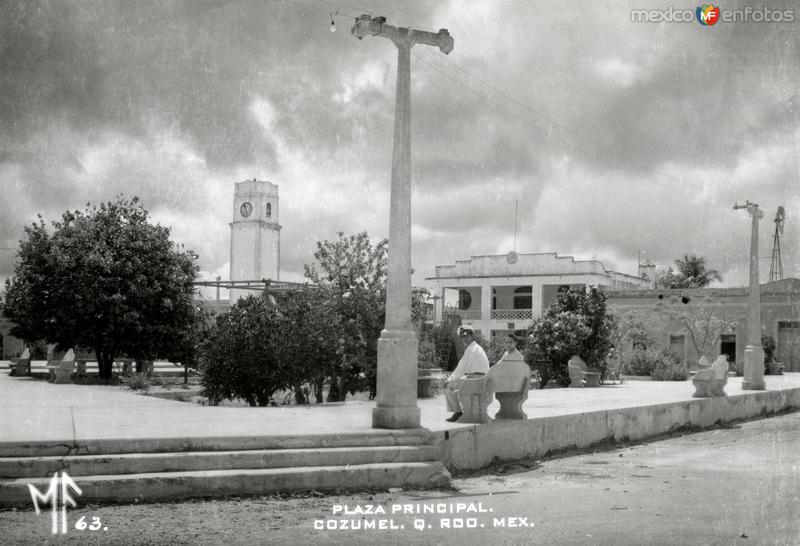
<box><xmin>1</xmin><ymin>0</ymin><xmax>798</xmax><ymax>289</ymax></box>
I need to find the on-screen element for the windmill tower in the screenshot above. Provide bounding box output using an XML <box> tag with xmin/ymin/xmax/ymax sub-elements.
<box><xmin>769</xmin><ymin>206</ymin><xmax>785</xmax><ymax>283</ymax></box>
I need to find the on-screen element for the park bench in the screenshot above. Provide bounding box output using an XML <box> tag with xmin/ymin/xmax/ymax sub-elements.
<box><xmin>10</xmin><ymin>349</ymin><xmax>31</xmax><ymax>377</ymax></box>
<box><xmin>692</xmin><ymin>354</ymin><xmax>728</xmax><ymax>397</ymax></box>
<box><xmin>456</xmin><ymin>359</ymin><xmax>531</xmax><ymax>424</ymax></box>
<box><xmin>46</xmin><ymin>349</ymin><xmax>76</xmax><ymax>384</ymax></box>
<box><xmin>568</xmin><ymin>355</ymin><xmax>601</xmax><ymax>388</ymax></box>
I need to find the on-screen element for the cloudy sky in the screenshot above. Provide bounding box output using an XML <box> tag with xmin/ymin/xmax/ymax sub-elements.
<box><xmin>1</xmin><ymin>0</ymin><xmax>798</xmax><ymax>295</ymax></box>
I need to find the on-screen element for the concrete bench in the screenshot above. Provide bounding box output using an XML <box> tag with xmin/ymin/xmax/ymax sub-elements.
<box><xmin>568</xmin><ymin>356</ymin><xmax>601</xmax><ymax>388</ymax></box>
<box><xmin>46</xmin><ymin>349</ymin><xmax>76</xmax><ymax>384</ymax></box>
<box><xmin>692</xmin><ymin>355</ymin><xmax>728</xmax><ymax>397</ymax></box>
<box><xmin>9</xmin><ymin>349</ymin><xmax>31</xmax><ymax>377</ymax></box>
<box><xmin>457</xmin><ymin>360</ymin><xmax>531</xmax><ymax>424</ymax></box>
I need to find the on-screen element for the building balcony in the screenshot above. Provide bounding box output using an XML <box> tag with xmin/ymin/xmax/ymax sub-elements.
<box><xmin>490</xmin><ymin>309</ymin><xmax>533</xmax><ymax>320</ymax></box>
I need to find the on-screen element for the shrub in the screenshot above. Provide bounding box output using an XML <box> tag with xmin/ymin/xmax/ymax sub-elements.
<box><xmin>762</xmin><ymin>335</ymin><xmax>777</xmax><ymax>374</ymax></box>
<box><xmin>121</xmin><ymin>372</ymin><xmax>150</xmax><ymax>391</ymax></box>
<box><xmin>623</xmin><ymin>348</ymin><xmax>659</xmax><ymax>376</ymax></box>
<box><xmin>651</xmin><ymin>351</ymin><xmax>690</xmax><ymax>381</ymax></box>
<box><xmin>762</xmin><ymin>334</ymin><xmax>776</xmax><ymax>362</ymax></box>
<box><xmin>199</xmin><ymin>295</ymin><xmax>289</xmax><ymax>407</ymax></box>
<box><xmin>526</xmin><ymin>287</ymin><xmax>615</xmax><ymax>388</ymax></box>
<box><xmin>417</xmin><ymin>335</ymin><xmax>438</xmax><ymax>369</ymax></box>
<box><xmin>526</xmin><ymin>311</ymin><xmax>591</xmax><ymax>388</ymax></box>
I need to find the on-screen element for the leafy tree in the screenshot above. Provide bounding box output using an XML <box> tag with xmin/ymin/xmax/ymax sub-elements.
<box><xmin>525</xmin><ymin>287</ymin><xmax>615</xmax><ymax>387</ymax></box>
<box><xmin>270</xmin><ymin>287</ymin><xmax>340</xmax><ymax>403</ymax></box>
<box><xmin>199</xmin><ymin>295</ymin><xmax>287</xmax><ymax>406</ymax></box>
<box><xmin>3</xmin><ymin>197</ymin><xmax>197</xmax><ymax>379</ymax></box>
<box><xmin>304</xmin><ymin>232</ymin><xmax>388</xmax><ymax>401</ymax></box>
<box><xmin>656</xmin><ymin>254</ymin><xmax>722</xmax><ymax>288</ymax></box>
<box><xmin>609</xmin><ymin>296</ymin><xmax>743</xmax><ymax>368</ymax></box>
<box><xmin>526</xmin><ymin>311</ymin><xmax>591</xmax><ymax>387</ymax></box>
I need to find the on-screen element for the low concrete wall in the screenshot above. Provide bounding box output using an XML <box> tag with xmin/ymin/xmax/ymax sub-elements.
<box><xmin>438</xmin><ymin>388</ymin><xmax>800</xmax><ymax>471</ymax></box>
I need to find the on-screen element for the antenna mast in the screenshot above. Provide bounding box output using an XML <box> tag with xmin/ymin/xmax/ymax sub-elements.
<box><xmin>513</xmin><ymin>199</ymin><xmax>518</xmax><ymax>252</ymax></box>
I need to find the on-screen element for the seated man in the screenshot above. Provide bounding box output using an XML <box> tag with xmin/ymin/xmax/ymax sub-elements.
<box><xmin>444</xmin><ymin>325</ymin><xmax>489</xmax><ymax>422</ymax></box>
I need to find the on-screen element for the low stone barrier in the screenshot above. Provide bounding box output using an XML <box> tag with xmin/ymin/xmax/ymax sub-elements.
<box><xmin>437</xmin><ymin>386</ymin><xmax>800</xmax><ymax>471</ymax></box>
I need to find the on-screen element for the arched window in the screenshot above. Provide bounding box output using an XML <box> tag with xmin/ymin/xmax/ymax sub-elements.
<box><xmin>266</xmin><ymin>203</ymin><xmax>272</xmax><ymax>218</ymax></box>
<box><xmin>513</xmin><ymin>286</ymin><xmax>532</xmax><ymax>310</ymax></box>
<box><xmin>458</xmin><ymin>289</ymin><xmax>472</xmax><ymax>310</ymax></box>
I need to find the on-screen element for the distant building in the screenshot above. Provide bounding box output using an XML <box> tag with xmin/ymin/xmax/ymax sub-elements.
<box><xmin>229</xmin><ymin>179</ymin><xmax>281</xmax><ymax>301</ymax></box>
<box><xmin>426</xmin><ymin>252</ymin><xmax>650</xmax><ymax>338</ymax></box>
<box><xmin>605</xmin><ymin>278</ymin><xmax>800</xmax><ymax>371</ymax></box>
<box><xmin>195</xmin><ymin>178</ymin><xmax>291</xmax><ymax>312</ymax></box>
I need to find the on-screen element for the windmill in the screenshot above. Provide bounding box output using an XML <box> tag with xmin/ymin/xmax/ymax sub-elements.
<box><xmin>769</xmin><ymin>206</ymin><xmax>785</xmax><ymax>283</ymax></box>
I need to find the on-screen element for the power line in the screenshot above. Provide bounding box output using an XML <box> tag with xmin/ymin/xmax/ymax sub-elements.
<box><xmin>425</xmin><ymin>49</ymin><xmax>702</xmax><ymax>194</ymax></box>
<box><xmin>292</xmin><ymin>1</ymin><xmax>706</xmax><ymax>195</ymax></box>
<box><xmin>416</xmin><ymin>50</ymin><xmax>707</xmax><ymax>195</ymax></box>
<box><xmin>411</xmin><ymin>52</ymin><xmax>698</xmax><ymax>195</ymax></box>
<box><xmin>314</xmin><ymin>0</ymin><xmax>365</xmax><ymax>17</ymax></box>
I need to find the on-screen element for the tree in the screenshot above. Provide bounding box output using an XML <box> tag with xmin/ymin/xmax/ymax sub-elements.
<box><xmin>304</xmin><ymin>232</ymin><xmax>388</xmax><ymax>401</ymax></box>
<box><xmin>656</xmin><ymin>254</ymin><xmax>722</xmax><ymax>289</ymax></box>
<box><xmin>526</xmin><ymin>287</ymin><xmax>615</xmax><ymax>387</ymax></box>
<box><xmin>270</xmin><ymin>287</ymin><xmax>341</xmax><ymax>404</ymax></box>
<box><xmin>3</xmin><ymin>197</ymin><xmax>198</xmax><ymax>379</ymax></box>
<box><xmin>199</xmin><ymin>295</ymin><xmax>288</xmax><ymax>406</ymax></box>
<box><xmin>609</xmin><ymin>295</ymin><xmax>743</xmax><ymax>369</ymax></box>
<box><xmin>659</xmin><ymin>296</ymin><xmax>740</xmax><ymax>361</ymax></box>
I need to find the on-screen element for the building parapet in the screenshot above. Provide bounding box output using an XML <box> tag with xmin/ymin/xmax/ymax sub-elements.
<box><xmin>430</xmin><ymin>253</ymin><xmax>609</xmax><ymax>279</ymax></box>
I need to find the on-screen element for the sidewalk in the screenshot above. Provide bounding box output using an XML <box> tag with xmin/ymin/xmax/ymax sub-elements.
<box><xmin>2</xmin><ymin>367</ymin><xmax>799</xmax><ymax>445</ymax></box>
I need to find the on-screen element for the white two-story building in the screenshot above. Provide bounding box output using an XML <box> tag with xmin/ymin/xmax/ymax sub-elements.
<box><xmin>426</xmin><ymin>252</ymin><xmax>652</xmax><ymax>338</ymax></box>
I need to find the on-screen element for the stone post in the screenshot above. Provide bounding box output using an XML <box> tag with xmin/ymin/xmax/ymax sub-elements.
<box><xmin>352</xmin><ymin>15</ymin><xmax>453</xmax><ymax>428</ymax></box>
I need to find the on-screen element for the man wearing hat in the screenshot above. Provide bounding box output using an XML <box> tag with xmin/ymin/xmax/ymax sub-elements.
<box><xmin>444</xmin><ymin>325</ymin><xmax>490</xmax><ymax>422</ymax></box>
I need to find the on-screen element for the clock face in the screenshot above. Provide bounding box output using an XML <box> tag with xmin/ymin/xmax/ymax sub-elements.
<box><xmin>240</xmin><ymin>202</ymin><xmax>253</xmax><ymax>218</ymax></box>
<box><xmin>506</xmin><ymin>251</ymin><xmax>518</xmax><ymax>264</ymax></box>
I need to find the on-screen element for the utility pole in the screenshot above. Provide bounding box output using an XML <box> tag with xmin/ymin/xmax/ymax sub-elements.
<box><xmin>734</xmin><ymin>201</ymin><xmax>766</xmax><ymax>390</ymax></box>
<box><xmin>352</xmin><ymin>14</ymin><xmax>453</xmax><ymax>429</ymax></box>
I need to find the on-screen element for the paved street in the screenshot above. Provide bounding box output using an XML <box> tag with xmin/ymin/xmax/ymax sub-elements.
<box><xmin>3</xmin><ymin>411</ymin><xmax>799</xmax><ymax>545</ymax></box>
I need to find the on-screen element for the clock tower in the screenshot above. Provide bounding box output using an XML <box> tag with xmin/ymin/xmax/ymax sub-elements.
<box><xmin>229</xmin><ymin>179</ymin><xmax>281</xmax><ymax>301</ymax></box>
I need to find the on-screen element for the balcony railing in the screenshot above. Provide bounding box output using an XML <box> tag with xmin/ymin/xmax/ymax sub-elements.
<box><xmin>451</xmin><ymin>309</ymin><xmax>481</xmax><ymax>320</ymax></box>
<box><xmin>444</xmin><ymin>309</ymin><xmax>533</xmax><ymax>321</ymax></box>
<box><xmin>491</xmin><ymin>309</ymin><xmax>533</xmax><ymax>320</ymax></box>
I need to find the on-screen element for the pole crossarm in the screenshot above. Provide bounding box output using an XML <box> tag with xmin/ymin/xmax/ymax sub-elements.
<box><xmin>352</xmin><ymin>14</ymin><xmax>454</xmax><ymax>53</ymax></box>
<box><xmin>733</xmin><ymin>200</ymin><xmax>764</xmax><ymax>219</ymax></box>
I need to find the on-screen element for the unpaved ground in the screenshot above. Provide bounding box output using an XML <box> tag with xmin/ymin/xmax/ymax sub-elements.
<box><xmin>3</xmin><ymin>412</ymin><xmax>799</xmax><ymax>545</ymax></box>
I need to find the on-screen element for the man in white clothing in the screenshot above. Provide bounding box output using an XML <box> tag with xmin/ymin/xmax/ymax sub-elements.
<box><xmin>444</xmin><ymin>325</ymin><xmax>490</xmax><ymax>422</ymax></box>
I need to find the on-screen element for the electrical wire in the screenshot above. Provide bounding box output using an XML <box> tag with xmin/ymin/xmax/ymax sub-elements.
<box><xmin>412</xmin><ymin>52</ymin><xmax>699</xmax><ymax>195</ymax></box>
<box><xmin>290</xmin><ymin>0</ymin><xmax>708</xmax><ymax>196</ymax></box>
<box><xmin>423</xmin><ymin>49</ymin><xmax>704</xmax><ymax>194</ymax></box>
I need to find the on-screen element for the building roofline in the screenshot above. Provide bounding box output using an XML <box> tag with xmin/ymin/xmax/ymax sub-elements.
<box><xmin>425</xmin><ymin>272</ymin><xmax>611</xmax><ymax>281</ymax></box>
<box><xmin>605</xmin><ymin>278</ymin><xmax>800</xmax><ymax>298</ymax></box>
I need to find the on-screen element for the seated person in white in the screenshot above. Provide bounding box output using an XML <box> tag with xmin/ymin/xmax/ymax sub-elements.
<box><xmin>445</xmin><ymin>325</ymin><xmax>490</xmax><ymax>422</ymax></box>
